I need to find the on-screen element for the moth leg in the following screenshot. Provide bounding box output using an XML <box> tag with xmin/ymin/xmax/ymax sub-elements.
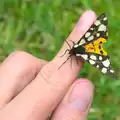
<box><xmin>69</xmin><ymin>40</ymin><xmax>75</xmax><ymax>46</ymax></box>
<box><xmin>70</xmin><ymin>55</ymin><xmax>73</xmax><ymax>69</ymax></box>
<box><xmin>70</xmin><ymin>56</ymin><xmax>79</xmax><ymax>68</ymax></box>
<box><xmin>65</xmin><ymin>40</ymin><xmax>72</xmax><ymax>49</ymax></box>
<box><xmin>60</xmin><ymin>49</ymin><xmax>70</xmax><ymax>58</ymax></box>
<box><xmin>59</xmin><ymin>55</ymin><xmax>72</xmax><ymax>69</ymax></box>
<box><xmin>76</xmin><ymin>57</ymin><xmax>79</xmax><ymax>65</ymax></box>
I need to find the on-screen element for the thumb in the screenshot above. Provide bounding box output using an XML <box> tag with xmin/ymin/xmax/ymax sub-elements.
<box><xmin>51</xmin><ymin>79</ymin><xmax>94</xmax><ymax>120</ymax></box>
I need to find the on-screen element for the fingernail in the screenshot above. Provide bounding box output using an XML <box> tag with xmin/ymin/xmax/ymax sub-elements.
<box><xmin>76</xmin><ymin>11</ymin><xmax>91</xmax><ymax>34</ymax></box>
<box><xmin>69</xmin><ymin>80</ymin><xmax>93</xmax><ymax>112</ymax></box>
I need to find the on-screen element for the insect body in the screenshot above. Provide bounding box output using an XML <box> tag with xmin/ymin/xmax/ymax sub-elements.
<box><xmin>67</xmin><ymin>13</ymin><xmax>115</xmax><ymax>77</ymax></box>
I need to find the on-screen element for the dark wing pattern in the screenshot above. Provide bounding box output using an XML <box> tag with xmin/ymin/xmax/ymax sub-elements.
<box><xmin>73</xmin><ymin>13</ymin><xmax>115</xmax><ymax>77</ymax></box>
<box><xmin>76</xmin><ymin>52</ymin><xmax>115</xmax><ymax>77</ymax></box>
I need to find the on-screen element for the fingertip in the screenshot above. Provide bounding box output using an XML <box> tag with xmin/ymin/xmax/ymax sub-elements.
<box><xmin>76</xmin><ymin>78</ymin><xmax>94</xmax><ymax>90</ymax></box>
<box><xmin>68</xmin><ymin>78</ymin><xmax>94</xmax><ymax>113</ymax></box>
<box><xmin>84</xmin><ymin>10</ymin><xmax>96</xmax><ymax>17</ymax></box>
<box><xmin>77</xmin><ymin>10</ymin><xmax>96</xmax><ymax>28</ymax></box>
<box><xmin>70</xmin><ymin>78</ymin><xmax>94</xmax><ymax>102</ymax></box>
<box><xmin>80</xmin><ymin>10</ymin><xmax>96</xmax><ymax>21</ymax></box>
<box><xmin>51</xmin><ymin>78</ymin><xmax>94</xmax><ymax>120</ymax></box>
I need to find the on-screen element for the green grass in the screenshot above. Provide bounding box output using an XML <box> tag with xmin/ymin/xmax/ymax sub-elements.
<box><xmin>0</xmin><ymin>0</ymin><xmax>120</xmax><ymax>119</ymax></box>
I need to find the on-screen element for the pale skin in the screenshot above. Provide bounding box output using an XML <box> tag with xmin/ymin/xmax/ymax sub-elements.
<box><xmin>0</xmin><ymin>10</ymin><xmax>96</xmax><ymax>120</ymax></box>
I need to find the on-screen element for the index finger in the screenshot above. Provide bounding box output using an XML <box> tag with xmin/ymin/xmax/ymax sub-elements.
<box><xmin>53</xmin><ymin>10</ymin><xmax>96</xmax><ymax>84</ymax></box>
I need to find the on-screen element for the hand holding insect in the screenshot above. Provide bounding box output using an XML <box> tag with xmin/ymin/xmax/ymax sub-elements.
<box><xmin>0</xmin><ymin>11</ymin><xmax>96</xmax><ymax>120</ymax></box>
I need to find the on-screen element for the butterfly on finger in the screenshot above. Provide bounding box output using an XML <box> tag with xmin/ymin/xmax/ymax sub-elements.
<box><xmin>62</xmin><ymin>13</ymin><xmax>115</xmax><ymax>78</ymax></box>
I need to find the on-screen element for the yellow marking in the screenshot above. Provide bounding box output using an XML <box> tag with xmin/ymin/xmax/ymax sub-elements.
<box><xmin>106</xmin><ymin>32</ymin><xmax>108</xmax><ymax>37</ymax></box>
<box><xmin>84</xmin><ymin>38</ymin><xmax>107</xmax><ymax>56</ymax></box>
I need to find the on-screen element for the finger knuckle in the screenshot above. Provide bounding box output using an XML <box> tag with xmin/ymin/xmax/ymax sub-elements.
<box><xmin>37</xmin><ymin>62</ymin><xmax>63</xmax><ymax>90</ymax></box>
<box><xmin>9</xmin><ymin>51</ymin><xmax>29</xmax><ymax>59</ymax></box>
<box><xmin>6</xmin><ymin>51</ymin><xmax>38</xmax><ymax>73</ymax></box>
<box><xmin>8</xmin><ymin>51</ymin><xmax>36</xmax><ymax>65</ymax></box>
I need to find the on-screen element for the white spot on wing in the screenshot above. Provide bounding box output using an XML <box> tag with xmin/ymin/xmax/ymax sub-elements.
<box><xmin>89</xmin><ymin>60</ymin><xmax>95</xmax><ymax>65</ymax></box>
<box><xmin>103</xmin><ymin>17</ymin><xmax>107</xmax><ymax>21</ymax></box>
<box><xmin>90</xmin><ymin>55</ymin><xmax>97</xmax><ymax>60</ymax></box>
<box><xmin>98</xmin><ymin>24</ymin><xmax>106</xmax><ymax>32</ymax></box>
<box><xmin>96</xmin><ymin>33</ymin><xmax>100</xmax><ymax>37</ymax></box>
<box><xmin>85</xmin><ymin>32</ymin><xmax>91</xmax><ymax>38</ymax></box>
<box><xmin>88</xmin><ymin>36</ymin><xmax>94</xmax><ymax>41</ymax></box>
<box><xmin>96</xmin><ymin>65</ymin><xmax>99</xmax><ymax>68</ymax></box>
<box><xmin>76</xmin><ymin>54</ymin><xmax>81</xmax><ymax>57</ymax></box>
<box><xmin>94</xmin><ymin>20</ymin><xmax>101</xmax><ymax>26</ymax></box>
<box><xmin>76</xmin><ymin>54</ymin><xmax>88</xmax><ymax>60</ymax></box>
<box><xmin>81</xmin><ymin>54</ymin><xmax>88</xmax><ymax>60</ymax></box>
<box><xmin>76</xmin><ymin>54</ymin><xmax>81</xmax><ymax>56</ymax></box>
<box><xmin>90</xmin><ymin>28</ymin><xmax>94</xmax><ymax>30</ymax></box>
<box><xmin>99</xmin><ymin>56</ymin><xmax>102</xmax><ymax>60</ymax></box>
<box><xmin>102</xmin><ymin>59</ymin><xmax>110</xmax><ymax>67</ymax></box>
<box><xmin>74</xmin><ymin>44</ymin><xmax>79</xmax><ymax>48</ymax></box>
<box><xmin>79</xmin><ymin>39</ymin><xmax>86</xmax><ymax>45</ymax></box>
<box><xmin>101</xmin><ymin>68</ymin><xmax>107</xmax><ymax>74</ymax></box>
<box><xmin>110</xmin><ymin>70</ymin><xmax>114</xmax><ymax>73</ymax></box>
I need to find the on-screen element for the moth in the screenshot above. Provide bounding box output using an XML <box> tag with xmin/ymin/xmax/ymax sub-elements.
<box><xmin>62</xmin><ymin>13</ymin><xmax>115</xmax><ymax>77</ymax></box>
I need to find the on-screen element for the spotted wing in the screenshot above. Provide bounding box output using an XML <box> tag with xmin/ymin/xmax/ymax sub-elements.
<box><xmin>77</xmin><ymin>52</ymin><xmax>115</xmax><ymax>77</ymax></box>
<box><xmin>72</xmin><ymin>13</ymin><xmax>115</xmax><ymax>77</ymax></box>
<box><xmin>76</xmin><ymin>13</ymin><xmax>108</xmax><ymax>54</ymax></box>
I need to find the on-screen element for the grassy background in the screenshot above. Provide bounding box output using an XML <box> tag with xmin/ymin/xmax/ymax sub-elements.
<box><xmin>0</xmin><ymin>0</ymin><xmax>120</xmax><ymax>119</ymax></box>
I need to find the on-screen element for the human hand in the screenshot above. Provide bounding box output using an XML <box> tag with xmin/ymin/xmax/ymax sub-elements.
<box><xmin>0</xmin><ymin>10</ymin><xmax>96</xmax><ymax>120</ymax></box>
